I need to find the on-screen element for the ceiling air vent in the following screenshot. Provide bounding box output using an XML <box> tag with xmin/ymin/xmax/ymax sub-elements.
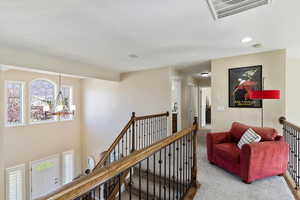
<box><xmin>207</xmin><ymin>0</ymin><xmax>271</xmax><ymax>20</ymax></box>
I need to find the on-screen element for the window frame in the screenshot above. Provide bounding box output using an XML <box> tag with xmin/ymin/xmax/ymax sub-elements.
<box><xmin>4</xmin><ymin>80</ymin><xmax>25</xmax><ymax>127</ymax></box>
<box><xmin>28</xmin><ymin>78</ymin><xmax>58</xmax><ymax>125</ymax></box>
<box><xmin>5</xmin><ymin>164</ymin><xmax>26</xmax><ymax>200</ymax></box>
<box><xmin>62</xmin><ymin>150</ymin><xmax>75</xmax><ymax>185</ymax></box>
<box><xmin>60</xmin><ymin>85</ymin><xmax>74</xmax><ymax>121</ymax></box>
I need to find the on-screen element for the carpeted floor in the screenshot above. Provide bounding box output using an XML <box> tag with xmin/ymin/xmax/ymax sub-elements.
<box><xmin>194</xmin><ymin>130</ymin><xmax>294</xmax><ymax>200</ymax></box>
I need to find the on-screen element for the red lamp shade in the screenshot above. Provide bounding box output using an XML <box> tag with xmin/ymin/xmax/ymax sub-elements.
<box><xmin>249</xmin><ymin>90</ymin><xmax>280</xmax><ymax>100</ymax></box>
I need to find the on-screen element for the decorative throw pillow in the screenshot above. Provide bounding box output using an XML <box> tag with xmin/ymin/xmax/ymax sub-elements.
<box><xmin>237</xmin><ymin>128</ymin><xmax>261</xmax><ymax>149</ymax></box>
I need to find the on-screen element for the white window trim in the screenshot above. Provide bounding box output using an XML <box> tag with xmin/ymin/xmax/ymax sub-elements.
<box><xmin>28</xmin><ymin>78</ymin><xmax>58</xmax><ymax>125</ymax></box>
<box><xmin>60</xmin><ymin>85</ymin><xmax>74</xmax><ymax>121</ymax></box>
<box><xmin>6</xmin><ymin>164</ymin><xmax>26</xmax><ymax>200</ymax></box>
<box><xmin>62</xmin><ymin>150</ymin><xmax>75</xmax><ymax>185</ymax></box>
<box><xmin>4</xmin><ymin>80</ymin><xmax>25</xmax><ymax>127</ymax></box>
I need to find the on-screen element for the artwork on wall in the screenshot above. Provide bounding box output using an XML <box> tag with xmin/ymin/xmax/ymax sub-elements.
<box><xmin>228</xmin><ymin>65</ymin><xmax>262</xmax><ymax>108</ymax></box>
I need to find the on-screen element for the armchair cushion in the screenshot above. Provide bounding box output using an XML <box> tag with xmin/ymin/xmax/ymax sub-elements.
<box><xmin>215</xmin><ymin>143</ymin><xmax>241</xmax><ymax>164</ymax></box>
<box><xmin>230</xmin><ymin>122</ymin><xmax>278</xmax><ymax>142</ymax></box>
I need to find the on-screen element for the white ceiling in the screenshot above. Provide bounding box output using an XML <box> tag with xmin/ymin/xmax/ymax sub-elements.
<box><xmin>0</xmin><ymin>0</ymin><xmax>299</xmax><ymax>73</ymax></box>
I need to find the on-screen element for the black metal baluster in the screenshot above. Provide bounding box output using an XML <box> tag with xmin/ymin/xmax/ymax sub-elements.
<box><xmin>185</xmin><ymin>135</ymin><xmax>188</xmax><ymax>192</ymax></box>
<box><xmin>180</xmin><ymin>138</ymin><xmax>183</xmax><ymax>197</ymax></box>
<box><xmin>122</xmin><ymin>134</ymin><xmax>124</xmax><ymax>158</ymax></box>
<box><xmin>138</xmin><ymin>121</ymin><xmax>140</xmax><ymax>150</ymax></box>
<box><xmin>294</xmin><ymin>127</ymin><xmax>296</xmax><ymax>184</ymax></box>
<box><xmin>155</xmin><ymin>118</ymin><xmax>157</xmax><ymax>142</ymax></box>
<box><xmin>176</xmin><ymin>140</ymin><xmax>179</xmax><ymax>199</ymax></box>
<box><xmin>168</xmin><ymin>144</ymin><xmax>171</xmax><ymax>200</ymax></box>
<box><xmin>153</xmin><ymin>153</ymin><xmax>156</xmax><ymax>198</ymax></box>
<box><xmin>114</xmin><ymin>147</ymin><xmax>116</xmax><ymax>162</ymax></box>
<box><xmin>158</xmin><ymin>117</ymin><xmax>161</xmax><ymax>140</ymax></box>
<box><xmin>296</xmin><ymin>128</ymin><xmax>299</xmax><ymax>188</ymax></box>
<box><xmin>132</xmin><ymin>112</ymin><xmax>135</xmax><ymax>152</ymax></box>
<box><xmin>147</xmin><ymin>157</ymin><xmax>149</xmax><ymax>200</ymax></box>
<box><xmin>119</xmin><ymin>173</ymin><xmax>122</xmax><ymax>200</ymax></box>
<box><xmin>159</xmin><ymin>150</ymin><xmax>162</xmax><ymax>200</ymax></box>
<box><xmin>165</xmin><ymin>116</ymin><xmax>167</xmax><ymax>137</ymax></box>
<box><xmin>125</xmin><ymin>131</ymin><xmax>128</xmax><ymax>157</ymax></box>
<box><xmin>292</xmin><ymin>127</ymin><xmax>294</xmax><ymax>178</ymax></box>
<box><xmin>154</xmin><ymin>117</ymin><xmax>156</xmax><ymax>142</ymax></box>
<box><xmin>129</xmin><ymin>167</ymin><xmax>132</xmax><ymax>200</ymax></box>
<box><xmin>99</xmin><ymin>184</ymin><xmax>101</xmax><ymax>200</ymax></box>
<box><xmin>173</xmin><ymin>142</ymin><xmax>176</xmax><ymax>199</ymax></box>
<box><xmin>298</xmin><ymin>129</ymin><xmax>300</xmax><ymax>188</ymax></box>
<box><xmin>129</xmin><ymin>125</ymin><xmax>132</xmax><ymax>154</ymax></box>
<box><xmin>150</xmin><ymin>119</ymin><xmax>152</xmax><ymax>144</ymax></box>
<box><xmin>164</xmin><ymin>147</ymin><xmax>167</xmax><ymax>200</ymax></box>
<box><xmin>118</xmin><ymin>141</ymin><xmax>120</xmax><ymax>160</ymax></box>
<box><xmin>298</xmin><ymin>129</ymin><xmax>300</xmax><ymax>189</ymax></box>
<box><xmin>147</xmin><ymin>119</ymin><xmax>150</xmax><ymax>147</ymax></box>
<box><xmin>183</xmin><ymin>136</ymin><xmax>186</xmax><ymax>193</ymax></box>
<box><xmin>143</xmin><ymin>120</ymin><xmax>146</xmax><ymax>149</ymax></box>
<box><xmin>139</xmin><ymin>162</ymin><xmax>142</xmax><ymax>199</ymax></box>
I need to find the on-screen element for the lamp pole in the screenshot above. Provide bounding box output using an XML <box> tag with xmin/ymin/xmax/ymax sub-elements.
<box><xmin>261</xmin><ymin>77</ymin><xmax>265</xmax><ymax>127</ymax></box>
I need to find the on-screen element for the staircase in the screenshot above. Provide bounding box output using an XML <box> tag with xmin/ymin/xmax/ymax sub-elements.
<box><xmin>38</xmin><ymin>112</ymin><xmax>199</xmax><ymax>200</ymax></box>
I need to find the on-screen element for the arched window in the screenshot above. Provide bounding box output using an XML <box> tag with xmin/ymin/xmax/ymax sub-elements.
<box><xmin>30</xmin><ymin>79</ymin><xmax>56</xmax><ymax>122</ymax></box>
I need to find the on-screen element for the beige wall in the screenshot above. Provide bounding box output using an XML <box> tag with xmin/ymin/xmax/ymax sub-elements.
<box><xmin>198</xmin><ymin>77</ymin><xmax>211</xmax><ymax>87</ymax></box>
<box><xmin>211</xmin><ymin>50</ymin><xmax>286</xmax><ymax>132</ymax></box>
<box><xmin>286</xmin><ymin>56</ymin><xmax>300</xmax><ymax>125</ymax></box>
<box><xmin>1</xmin><ymin>69</ymin><xmax>82</xmax><ymax>199</ymax></box>
<box><xmin>0</xmin><ymin>70</ymin><xmax>4</xmax><ymax>200</ymax></box>
<box><xmin>81</xmin><ymin>67</ymin><xmax>172</xmax><ymax>168</ymax></box>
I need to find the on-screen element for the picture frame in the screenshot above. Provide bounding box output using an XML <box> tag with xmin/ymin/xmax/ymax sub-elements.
<box><xmin>228</xmin><ymin>65</ymin><xmax>262</xmax><ymax>108</ymax></box>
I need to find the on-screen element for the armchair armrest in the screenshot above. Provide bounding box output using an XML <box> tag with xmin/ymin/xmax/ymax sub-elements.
<box><xmin>207</xmin><ymin>132</ymin><xmax>232</xmax><ymax>163</ymax></box>
<box><xmin>240</xmin><ymin>141</ymin><xmax>289</xmax><ymax>183</ymax></box>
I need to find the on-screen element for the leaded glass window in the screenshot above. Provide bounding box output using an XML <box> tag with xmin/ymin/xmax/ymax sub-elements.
<box><xmin>30</xmin><ymin>79</ymin><xmax>56</xmax><ymax>122</ymax></box>
<box><xmin>6</xmin><ymin>81</ymin><xmax>24</xmax><ymax>126</ymax></box>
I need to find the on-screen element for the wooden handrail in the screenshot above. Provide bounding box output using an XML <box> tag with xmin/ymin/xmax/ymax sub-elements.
<box><xmin>279</xmin><ymin>116</ymin><xmax>300</xmax><ymax>131</ymax></box>
<box><xmin>135</xmin><ymin>112</ymin><xmax>169</xmax><ymax>121</ymax></box>
<box><xmin>38</xmin><ymin>125</ymin><xmax>197</xmax><ymax>200</ymax></box>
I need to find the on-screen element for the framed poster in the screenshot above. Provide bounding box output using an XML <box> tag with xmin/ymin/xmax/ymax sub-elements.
<box><xmin>228</xmin><ymin>65</ymin><xmax>262</xmax><ymax>108</ymax></box>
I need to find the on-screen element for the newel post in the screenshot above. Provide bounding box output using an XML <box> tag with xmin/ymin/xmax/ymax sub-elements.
<box><xmin>192</xmin><ymin>116</ymin><xmax>198</xmax><ymax>187</ymax></box>
<box><xmin>131</xmin><ymin>112</ymin><xmax>136</xmax><ymax>152</ymax></box>
<box><xmin>279</xmin><ymin>116</ymin><xmax>286</xmax><ymax>125</ymax></box>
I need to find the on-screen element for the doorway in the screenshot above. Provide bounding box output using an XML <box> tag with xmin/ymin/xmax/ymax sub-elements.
<box><xmin>199</xmin><ymin>87</ymin><xmax>211</xmax><ymax>128</ymax></box>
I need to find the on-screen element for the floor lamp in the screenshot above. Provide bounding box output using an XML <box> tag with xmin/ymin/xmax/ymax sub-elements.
<box><xmin>249</xmin><ymin>90</ymin><xmax>280</xmax><ymax>127</ymax></box>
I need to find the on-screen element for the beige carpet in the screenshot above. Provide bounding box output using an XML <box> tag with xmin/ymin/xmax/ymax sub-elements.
<box><xmin>194</xmin><ymin>131</ymin><xmax>294</xmax><ymax>200</ymax></box>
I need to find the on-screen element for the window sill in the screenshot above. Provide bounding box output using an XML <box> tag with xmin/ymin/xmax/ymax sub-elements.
<box><xmin>29</xmin><ymin>120</ymin><xmax>58</xmax><ymax>125</ymax></box>
<box><xmin>5</xmin><ymin>123</ymin><xmax>26</xmax><ymax>128</ymax></box>
<box><xmin>4</xmin><ymin>118</ymin><xmax>76</xmax><ymax>128</ymax></box>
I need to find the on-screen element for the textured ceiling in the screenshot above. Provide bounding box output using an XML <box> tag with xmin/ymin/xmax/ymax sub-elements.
<box><xmin>0</xmin><ymin>0</ymin><xmax>299</xmax><ymax>73</ymax></box>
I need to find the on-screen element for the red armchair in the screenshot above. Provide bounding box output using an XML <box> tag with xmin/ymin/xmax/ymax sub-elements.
<box><xmin>207</xmin><ymin>122</ymin><xmax>289</xmax><ymax>183</ymax></box>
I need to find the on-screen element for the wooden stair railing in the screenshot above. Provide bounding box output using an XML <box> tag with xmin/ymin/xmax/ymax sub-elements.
<box><xmin>93</xmin><ymin>112</ymin><xmax>170</xmax><ymax>170</ymax></box>
<box><xmin>279</xmin><ymin>117</ymin><xmax>300</xmax><ymax>200</ymax></box>
<box><xmin>38</xmin><ymin>117</ymin><xmax>199</xmax><ymax>200</ymax></box>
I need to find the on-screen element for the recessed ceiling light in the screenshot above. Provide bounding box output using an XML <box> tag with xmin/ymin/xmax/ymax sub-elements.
<box><xmin>252</xmin><ymin>43</ymin><xmax>263</xmax><ymax>48</ymax></box>
<box><xmin>200</xmin><ymin>72</ymin><xmax>209</xmax><ymax>77</ymax></box>
<box><xmin>241</xmin><ymin>37</ymin><xmax>253</xmax><ymax>43</ymax></box>
<box><xmin>128</xmin><ymin>54</ymin><xmax>138</xmax><ymax>58</ymax></box>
